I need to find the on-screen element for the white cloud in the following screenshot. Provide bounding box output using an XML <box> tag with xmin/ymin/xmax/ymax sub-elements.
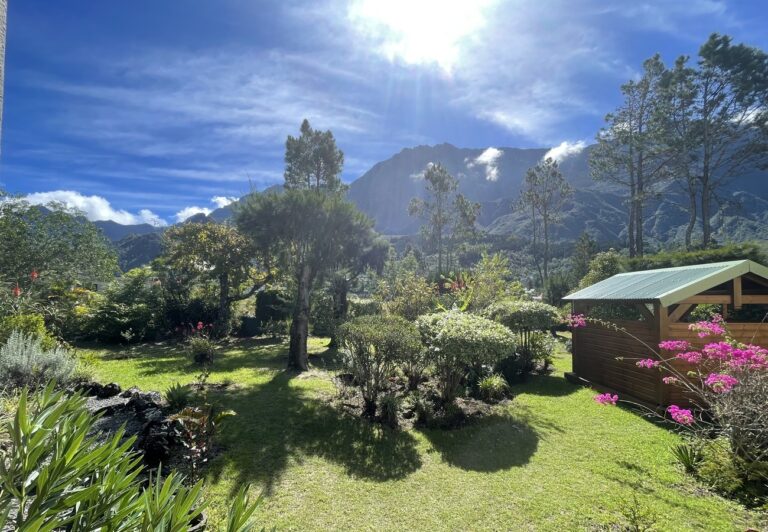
<box><xmin>23</xmin><ymin>190</ymin><xmax>167</xmax><ymax>226</ymax></box>
<box><xmin>544</xmin><ymin>141</ymin><xmax>588</xmax><ymax>162</ymax></box>
<box><xmin>466</xmin><ymin>147</ymin><xmax>503</xmax><ymax>181</ymax></box>
<box><xmin>174</xmin><ymin>206</ymin><xmax>213</xmax><ymax>223</ymax></box>
<box><xmin>211</xmin><ymin>196</ymin><xmax>237</xmax><ymax>208</ymax></box>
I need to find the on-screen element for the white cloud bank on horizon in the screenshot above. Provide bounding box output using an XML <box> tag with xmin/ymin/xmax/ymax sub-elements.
<box><xmin>211</xmin><ymin>195</ymin><xmax>237</xmax><ymax>208</ymax></box>
<box><xmin>544</xmin><ymin>140</ymin><xmax>588</xmax><ymax>162</ymax></box>
<box><xmin>23</xmin><ymin>190</ymin><xmax>167</xmax><ymax>226</ymax></box>
<box><xmin>466</xmin><ymin>147</ymin><xmax>503</xmax><ymax>181</ymax></box>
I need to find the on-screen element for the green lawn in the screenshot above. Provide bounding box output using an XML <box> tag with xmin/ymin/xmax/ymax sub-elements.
<box><xmin>80</xmin><ymin>338</ymin><xmax>765</xmax><ymax>531</ymax></box>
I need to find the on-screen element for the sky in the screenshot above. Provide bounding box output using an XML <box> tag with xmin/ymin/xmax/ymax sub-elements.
<box><xmin>2</xmin><ymin>0</ymin><xmax>766</xmax><ymax>226</ymax></box>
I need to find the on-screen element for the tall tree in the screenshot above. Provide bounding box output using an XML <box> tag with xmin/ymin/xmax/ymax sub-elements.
<box><xmin>590</xmin><ymin>55</ymin><xmax>670</xmax><ymax>257</ymax></box>
<box><xmin>518</xmin><ymin>158</ymin><xmax>573</xmax><ymax>285</ymax></box>
<box><xmin>661</xmin><ymin>34</ymin><xmax>768</xmax><ymax>248</ymax></box>
<box><xmin>163</xmin><ymin>222</ymin><xmax>272</xmax><ymax>336</ymax></box>
<box><xmin>409</xmin><ymin>164</ymin><xmax>479</xmax><ymax>275</ymax></box>
<box><xmin>237</xmin><ymin>191</ymin><xmax>374</xmax><ymax>371</ymax></box>
<box><xmin>284</xmin><ymin>118</ymin><xmax>345</xmax><ymax>192</ymax></box>
<box><xmin>237</xmin><ymin>120</ymin><xmax>373</xmax><ymax>370</ymax></box>
<box><xmin>571</xmin><ymin>231</ymin><xmax>598</xmax><ymax>282</ymax></box>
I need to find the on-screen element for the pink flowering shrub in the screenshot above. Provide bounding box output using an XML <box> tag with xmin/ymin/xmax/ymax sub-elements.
<box><xmin>589</xmin><ymin>313</ymin><xmax>768</xmax><ymax>500</ymax></box>
<box><xmin>594</xmin><ymin>393</ymin><xmax>618</xmax><ymax>405</ymax></box>
<box><xmin>566</xmin><ymin>313</ymin><xmax>587</xmax><ymax>328</ymax></box>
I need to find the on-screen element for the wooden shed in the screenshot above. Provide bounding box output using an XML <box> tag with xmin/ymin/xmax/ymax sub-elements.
<box><xmin>563</xmin><ymin>260</ymin><xmax>768</xmax><ymax>407</ymax></box>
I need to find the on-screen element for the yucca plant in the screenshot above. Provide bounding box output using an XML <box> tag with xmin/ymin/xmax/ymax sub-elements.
<box><xmin>0</xmin><ymin>382</ymin><xmax>259</xmax><ymax>531</ymax></box>
<box><xmin>165</xmin><ymin>381</ymin><xmax>194</xmax><ymax>412</ymax></box>
<box><xmin>671</xmin><ymin>441</ymin><xmax>704</xmax><ymax>474</ymax></box>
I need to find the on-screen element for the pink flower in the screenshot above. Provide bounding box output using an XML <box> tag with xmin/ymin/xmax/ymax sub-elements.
<box><xmin>688</xmin><ymin>314</ymin><xmax>726</xmax><ymax>338</ymax></box>
<box><xmin>196</xmin><ymin>321</ymin><xmax>204</xmax><ymax>331</ymax></box>
<box><xmin>659</xmin><ymin>340</ymin><xmax>691</xmax><ymax>352</ymax></box>
<box><xmin>30</xmin><ymin>270</ymin><xmax>39</xmax><ymax>281</ymax></box>
<box><xmin>567</xmin><ymin>313</ymin><xmax>587</xmax><ymax>328</ymax></box>
<box><xmin>594</xmin><ymin>393</ymin><xmax>618</xmax><ymax>405</ymax></box>
<box><xmin>675</xmin><ymin>351</ymin><xmax>702</xmax><ymax>364</ymax></box>
<box><xmin>662</xmin><ymin>376</ymin><xmax>679</xmax><ymax>385</ymax></box>
<box><xmin>636</xmin><ymin>358</ymin><xmax>660</xmax><ymax>369</ymax></box>
<box><xmin>12</xmin><ymin>284</ymin><xmax>21</xmax><ymax>298</ymax></box>
<box><xmin>667</xmin><ymin>405</ymin><xmax>694</xmax><ymax>425</ymax></box>
<box><xmin>704</xmin><ymin>373</ymin><xmax>739</xmax><ymax>393</ymax></box>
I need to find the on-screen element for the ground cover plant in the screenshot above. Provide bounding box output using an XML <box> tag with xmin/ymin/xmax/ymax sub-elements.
<box><xmin>78</xmin><ymin>336</ymin><xmax>767</xmax><ymax>530</ymax></box>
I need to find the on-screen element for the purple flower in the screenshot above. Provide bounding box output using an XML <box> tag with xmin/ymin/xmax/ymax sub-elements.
<box><xmin>659</xmin><ymin>340</ymin><xmax>691</xmax><ymax>352</ymax></box>
<box><xmin>667</xmin><ymin>405</ymin><xmax>694</xmax><ymax>425</ymax></box>
<box><xmin>636</xmin><ymin>358</ymin><xmax>660</xmax><ymax>369</ymax></box>
<box><xmin>704</xmin><ymin>373</ymin><xmax>738</xmax><ymax>393</ymax></box>
<box><xmin>567</xmin><ymin>313</ymin><xmax>587</xmax><ymax>328</ymax></box>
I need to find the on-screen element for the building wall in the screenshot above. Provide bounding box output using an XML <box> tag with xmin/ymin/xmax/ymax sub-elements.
<box><xmin>572</xmin><ymin>319</ymin><xmax>662</xmax><ymax>405</ymax></box>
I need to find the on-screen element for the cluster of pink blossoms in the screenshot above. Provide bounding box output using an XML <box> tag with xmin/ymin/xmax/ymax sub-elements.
<box><xmin>636</xmin><ymin>358</ymin><xmax>660</xmax><ymax>368</ymax></box>
<box><xmin>688</xmin><ymin>314</ymin><xmax>726</xmax><ymax>338</ymax></box>
<box><xmin>593</xmin><ymin>393</ymin><xmax>618</xmax><ymax>405</ymax></box>
<box><xmin>704</xmin><ymin>373</ymin><xmax>739</xmax><ymax>393</ymax></box>
<box><xmin>662</xmin><ymin>376</ymin><xmax>679</xmax><ymax>385</ymax></box>
<box><xmin>675</xmin><ymin>351</ymin><xmax>703</xmax><ymax>364</ymax></box>
<box><xmin>566</xmin><ymin>313</ymin><xmax>587</xmax><ymax>328</ymax></box>
<box><xmin>659</xmin><ymin>340</ymin><xmax>692</xmax><ymax>351</ymax></box>
<box><xmin>667</xmin><ymin>405</ymin><xmax>695</xmax><ymax>425</ymax></box>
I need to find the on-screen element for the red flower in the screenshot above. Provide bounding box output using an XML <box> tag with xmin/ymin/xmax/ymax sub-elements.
<box><xmin>12</xmin><ymin>284</ymin><xmax>22</xmax><ymax>298</ymax></box>
<box><xmin>30</xmin><ymin>270</ymin><xmax>39</xmax><ymax>281</ymax></box>
<box><xmin>197</xmin><ymin>321</ymin><xmax>204</xmax><ymax>331</ymax></box>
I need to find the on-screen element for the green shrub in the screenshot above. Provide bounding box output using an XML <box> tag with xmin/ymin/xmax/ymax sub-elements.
<box><xmin>0</xmin><ymin>313</ymin><xmax>57</xmax><ymax>350</ymax></box>
<box><xmin>186</xmin><ymin>336</ymin><xmax>216</xmax><ymax>366</ymax></box>
<box><xmin>165</xmin><ymin>382</ymin><xmax>193</xmax><ymax>412</ymax></box>
<box><xmin>376</xmin><ymin>273</ymin><xmax>436</xmax><ymax>321</ymax></box>
<box><xmin>0</xmin><ymin>384</ymin><xmax>259</xmax><ymax>530</ymax></box>
<box><xmin>0</xmin><ymin>330</ymin><xmax>75</xmax><ymax>390</ymax></box>
<box><xmin>379</xmin><ymin>394</ymin><xmax>400</xmax><ymax>429</ymax></box>
<box><xmin>255</xmin><ymin>285</ymin><xmax>292</xmax><ymax>328</ymax></box>
<box><xmin>348</xmin><ymin>296</ymin><xmax>382</xmax><ymax>318</ymax></box>
<box><xmin>337</xmin><ymin>315</ymin><xmax>422</xmax><ymax>417</ymax></box>
<box><xmin>262</xmin><ymin>318</ymin><xmax>289</xmax><ymax>339</ymax></box>
<box><xmin>417</xmin><ymin>311</ymin><xmax>516</xmax><ymax>402</ymax></box>
<box><xmin>482</xmin><ymin>300</ymin><xmax>562</xmax><ymax>331</ymax></box>
<box><xmin>478</xmin><ymin>373</ymin><xmax>509</xmax><ymax>402</ymax></box>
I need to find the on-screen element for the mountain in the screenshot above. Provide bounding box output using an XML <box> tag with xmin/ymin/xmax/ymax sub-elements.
<box><xmin>94</xmin><ymin>220</ymin><xmax>162</xmax><ymax>242</ymax></box>
<box><xmin>346</xmin><ymin>143</ymin><xmax>768</xmax><ymax>249</ymax></box>
<box><xmin>94</xmin><ymin>142</ymin><xmax>768</xmax><ymax>270</ymax></box>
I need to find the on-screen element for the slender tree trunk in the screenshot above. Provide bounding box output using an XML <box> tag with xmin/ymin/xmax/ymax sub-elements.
<box><xmin>288</xmin><ymin>264</ymin><xmax>313</xmax><ymax>371</ymax></box>
<box><xmin>217</xmin><ymin>273</ymin><xmax>231</xmax><ymax>337</ymax></box>
<box><xmin>542</xmin><ymin>216</ymin><xmax>550</xmax><ymax>285</ymax></box>
<box><xmin>628</xmin><ymin>182</ymin><xmax>637</xmax><ymax>258</ymax></box>
<box><xmin>636</xmin><ymin>154</ymin><xmax>645</xmax><ymax>257</ymax></box>
<box><xmin>685</xmin><ymin>185</ymin><xmax>697</xmax><ymax>250</ymax></box>
<box><xmin>701</xmin><ymin>180</ymin><xmax>712</xmax><ymax>248</ymax></box>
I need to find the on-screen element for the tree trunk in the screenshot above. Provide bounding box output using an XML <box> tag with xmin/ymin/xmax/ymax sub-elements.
<box><xmin>217</xmin><ymin>273</ymin><xmax>231</xmax><ymax>337</ymax></box>
<box><xmin>635</xmin><ymin>157</ymin><xmax>644</xmax><ymax>257</ymax></box>
<box><xmin>628</xmin><ymin>182</ymin><xmax>637</xmax><ymax>258</ymax></box>
<box><xmin>288</xmin><ymin>264</ymin><xmax>313</xmax><ymax>371</ymax></box>
<box><xmin>701</xmin><ymin>182</ymin><xmax>712</xmax><ymax>248</ymax></box>
<box><xmin>685</xmin><ymin>186</ymin><xmax>697</xmax><ymax>251</ymax></box>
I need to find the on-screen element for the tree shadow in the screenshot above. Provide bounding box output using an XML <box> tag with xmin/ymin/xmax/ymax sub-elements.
<box><xmin>511</xmin><ymin>373</ymin><xmax>581</xmax><ymax>397</ymax></box>
<box><xmin>205</xmin><ymin>371</ymin><xmax>422</xmax><ymax>495</ymax></box>
<box><xmin>419</xmin><ymin>412</ymin><xmax>540</xmax><ymax>472</ymax></box>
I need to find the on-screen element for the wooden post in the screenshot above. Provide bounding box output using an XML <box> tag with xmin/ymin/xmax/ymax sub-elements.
<box><xmin>733</xmin><ymin>276</ymin><xmax>742</xmax><ymax>310</ymax></box>
<box><xmin>654</xmin><ymin>302</ymin><xmax>669</xmax><ymax>406</ymax></box>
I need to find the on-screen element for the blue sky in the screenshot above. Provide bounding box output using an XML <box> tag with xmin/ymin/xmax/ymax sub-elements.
<box><xmin>2</xmin><ymin>0</ymin><xmax>766</xmax><ymax>226</ymax></box>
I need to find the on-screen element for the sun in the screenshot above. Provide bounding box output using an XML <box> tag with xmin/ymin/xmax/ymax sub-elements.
<box><xmin>348</xmin><ymin>0</ymin><xmax>495</xmax><ymax>72</ymax></box>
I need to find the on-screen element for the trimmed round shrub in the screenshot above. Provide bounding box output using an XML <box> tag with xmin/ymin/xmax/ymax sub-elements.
<box><xmin>337</xmin><ymin>315</ymin><xmax>422</xmax><ymax>417</ymax></box>
<box><xmin>417</xmin><ymin>310</ymin><xmax>516</xmax><ymax>402</ymax></box>
<box><xmin>482</xmin><ymin>300</ymin><xmax>562</xmax><ymax>331</ymax></box>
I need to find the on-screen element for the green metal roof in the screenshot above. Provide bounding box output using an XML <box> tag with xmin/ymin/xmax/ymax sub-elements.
<box><xmin>563</xmin><ymin>260</ymin><xmax>768</xmax><ymax>307</ymax></box>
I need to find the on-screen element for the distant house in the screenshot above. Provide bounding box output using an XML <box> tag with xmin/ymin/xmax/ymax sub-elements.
<box><xmin>564</xmin><ymin>260</ymin><xmax>768</xmax><ymax>407</ymax></box>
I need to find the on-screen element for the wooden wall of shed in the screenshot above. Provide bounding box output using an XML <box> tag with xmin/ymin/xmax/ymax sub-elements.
<box><xmin>662</xmin><ymin>322</ymin><xmax>768</xmax><ymax>405</ymax></box>
<box><xmin>572</xmin><ymin>319</ymin><xmax>661</xmax><ymax>405</ymax></box>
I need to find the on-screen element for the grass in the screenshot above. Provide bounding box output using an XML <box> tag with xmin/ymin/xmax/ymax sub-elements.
<box><xmin>79</xmin><ymin>337</ymin><xmax>766</xmax><ymax>531</ymax></box>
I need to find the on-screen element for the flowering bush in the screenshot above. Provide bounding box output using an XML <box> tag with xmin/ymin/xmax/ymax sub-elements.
<box><xmin>588</xmin><ymin>313</ymin><xmax>768</xmax><ymax>503</ymax></box>
<box><xmin>482</xmin><ymin>300</ymin><xmax>562</xmax><ymax>331</ymax></box>
<box><xmin>417</xmin><ymin>310</ymin><xmax>516</xmax><ymax>402</ymax></box>
<box><xmin>594</xmin><ymin>393</ymin><xmax>618</xmax><ymax>405</ymax></box>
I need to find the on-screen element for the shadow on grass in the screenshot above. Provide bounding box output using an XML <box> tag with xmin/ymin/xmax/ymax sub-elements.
<box><xmin>205</xmin><ymin>371</ymin><xmax>423</xmax><ymax>495</ymax></box>
<box><xmin>419</xmin><ymin>413</ymin><xmax>540</xmax><ymax>472</ymax></box>
<box><xmin>510</xmin><ymin>373</ymin><xmax>581</xmax><ymax>398</ymax></box>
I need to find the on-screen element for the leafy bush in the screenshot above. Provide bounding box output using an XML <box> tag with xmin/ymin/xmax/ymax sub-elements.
<box><xmin>255</xmin><ymin>285</ymin><xmax>293</xmax><ymax>328</ymax></box>
<box><xmin>469</xmin><ymin>252</ymin><xmax>525</xmax><ymax>310</ymax></box>
<box><xmin>170</xmin><ymin>405</ymin><xmax>236</xmax><ymax>480</ymax></box>
<box><xmin>417</xmin><ymin>311</ymin><xmax>516</xmax><ymax>402</ymax></box>
<box><xmin>186</xmin><ymin>335</ymin><xmax>217</xmax><ymax>366</ymax></box>
<box><xmin>478</xmin><ymin>373</ymin><xmax>509</xmax><ymax>402</ymax></box>
<box><xmin>165</xmin><ymin>382</ymin><xmax>193</xmax><ymax>412</ymax></box>
<box><xmin>578</xmin><ymin>248</ymin><xmax>624</xmax><ymax>289</ymax></box>
<box><xmin>0</xmin><ymin>313</ymin><xmax>57</xmax><ymax>350</ymax></box>
<box><xmin>337</xmin><ymin>315</ymin><xmax>422</xmax><ymax>417</ymax></box>
<box><xmin>482</xmin><ymin>300</ymin><xmax>562</xmax><ymax>331</ymax></box>
<box><xmin>348</xmin><ymin>296</ymin><xmax>382</xmax><ymax>318</ymax></box>
<box><xmin>376</xmin><ymin>272</ymin><xmax>436</xmax><ymax>321</ymax></box>
<box><xmin>0</xmin><ymin>330</ymin><xmax>75</xmax><ymax>390</ymax></box>
<box><xmin>378</xmin><ymin>394</ymin><xmax>400</xmax><ymax>429</ymax></box>
<box><xmin>627</xmin><ymin>242</ymin><xmax>766</xmax><ymax>272</ymax></box>
<box><xmin>0</xmin><ymin>384</ymin><xmax>258</xmax><ymax>530</ymax></box>
<box><xmin>262</xmin><ymin>318</ymin><xmax>289</xmax><ymax>339</ymax></box>
<box><xmin>671</xmin><ymin>441</ymin><xmax>703</xmax><ymax>474</ymax></box>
